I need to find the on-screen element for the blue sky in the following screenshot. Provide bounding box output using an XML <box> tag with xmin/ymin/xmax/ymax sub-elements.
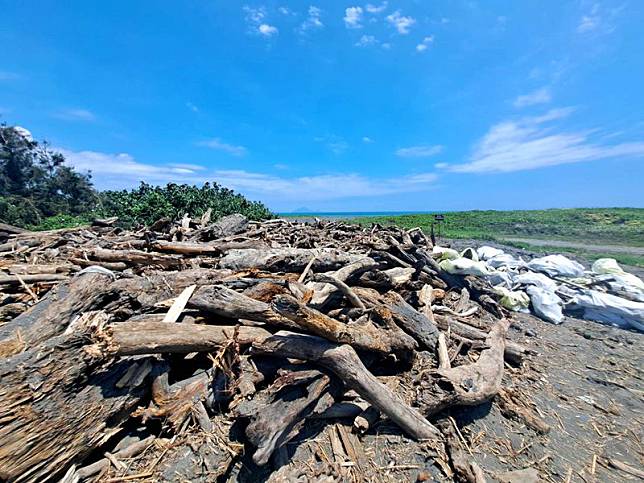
<box><xmin>1</xmin><ymin>1</ymin><xmax>643</xmax><ymax>212</ymax></box>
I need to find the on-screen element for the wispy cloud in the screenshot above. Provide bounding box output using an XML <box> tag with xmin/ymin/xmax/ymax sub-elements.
<box><xmin>365</xmin><ymin>2</ymin><xmax>388</xmax><ymax>14</ymax></box>
<box><xmin>58</xmin><ymin>147</ymin><xmax>438</xmax><ymax>201</ymax></box>
<box><xmin>299</xmin><ymin>6</ymin><xmax>324</xmax><ymax>32</ymax></box>
<box><xmin>513</xmin><ymin>87</ymin><xmax>551</xmax><ymax>108</ymax></box>
<box><xmin>445</xmin><ymin>108</ymin><xmax>644</xmax><ymax>173</ymax></box>
<box><xmin>362</xmin><ymin>136</ymin><xmax>374</xmax><ymax>143</ymax></box>
<box><xmin>577</xmin><ymin>4</ymin><xmax>600</xmax><ymax>33</ymax></box>
<box><xmin>386</xmin><ymin>10</ymin><xmax>415</xmax><ymax>35</ymax></box>
<box><xmin>197</xmin><ymin>138</ymin><xmax>247</xmax><ymax>156</ymax></box>
<box><xmin>53</xmin><ymin>109</ymin><xmax>96</xmax><ymax>122</ymax></box>
<box><xmin>396</xmin><ymin>144</ymin><xmax>443</xmax><ymax>157</ymax></box>
<box><xmin>186</xmin><ymin>102</ymin><xmax>199</xmax><ymax>113</ymax></box>
<box><xmin>416</xmin><ymin>35</ymin><xmax>434</xmax><ymax>52</ymax></box>
<box><xmin>355</xmin><ymin>35</ymin><xmax>377</xmax><ymax>47</ymax></box>
<box><xmin>243</xmin><ymin>6</ymin><xmax>278</xmax><ymax>37</ymax></box>
<box><xmin>344</xmin><ymin>6</ymin><xmax>363</xmax><ymax>29</ymax></box>
<box><xmin>278</xmin><ymin>6</ymin><xmax>294</xmax><ymax>16</ymax></box>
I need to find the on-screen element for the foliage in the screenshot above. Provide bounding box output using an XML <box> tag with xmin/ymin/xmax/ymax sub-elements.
<box><xmin>0</xmin><ymin>124</ymin><xmax>274</xmax><ymax>229</ymax></box>
<box><xmin>100</xmin><ymin>182</ymin><xmax>273</xmax><ymax>227</ymax></box>
<box><xmin>0</xmin><ymin>124</ymin><xmax>98</xmax><ymax>226</ymax></box>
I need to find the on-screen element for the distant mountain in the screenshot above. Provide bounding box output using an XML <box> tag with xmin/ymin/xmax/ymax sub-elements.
<box><xmin>292</xmin><ymin>206</ymin><xmax>314</xmax><ymax>213</ymax></box>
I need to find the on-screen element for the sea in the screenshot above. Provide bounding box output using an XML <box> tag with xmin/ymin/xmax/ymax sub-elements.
<box><xmin>278</xmin><ymin>211</ymin><xmax>433</xmax><ymax>218</ymax></box>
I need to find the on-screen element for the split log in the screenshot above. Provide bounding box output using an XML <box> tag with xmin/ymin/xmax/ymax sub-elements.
<box><xmin>100</xmin><ymin>320</ymin><xmax>271</xmax><ymax>355</ymax></box>
<box><xmin>271</xmin><ymin>294</ymin><xmax>417</xmax><ymax>356</ymax></box>
<box><xmin>0</xmin><ymin>333</ymin><xmax>159</xmax><ymax>482</ymax></box>
<box><xmin>253</xmin><ymin>331</ymin><xmax>441</xmax><ymax>440</ymax></box>
<box><xmin>0</xmin><ymin>271</ymin><xmax>116</xmax><ymax>357</ymax></box>
<box><xmin>218</xmin><ymin>248</ymin><xmax>362</xmax><ymax>272</ymax></box>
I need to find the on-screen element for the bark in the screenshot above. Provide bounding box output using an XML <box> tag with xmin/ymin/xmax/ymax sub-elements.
<box><xmin>85</xmin><ymin>247</ymin><xmax>183</xmax><ymax>268</ymax></box>
<box><xmin>0</xmin><ymin>272</ymin><xmax>117</xmax><ymax>357</ymax></box>
<box><xmin>252</xmin><ymin>331</ymin><xmax>441</xmax><ymax>441</ymax></box>
<box><xmin>0</xmin><ymin>333</ymin><xmax>159</xmax><ymax>482</ymax></box>
<box><xmin>151</xmin><ymin>239</ymin><xmax>267</xmax><ymax>255</ymax></box>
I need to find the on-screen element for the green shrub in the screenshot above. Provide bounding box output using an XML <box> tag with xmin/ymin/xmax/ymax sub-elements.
<box><xmin>99</xmin><ymin>182</ymin><xmax>273</xmax><ymax>227</ymax></box>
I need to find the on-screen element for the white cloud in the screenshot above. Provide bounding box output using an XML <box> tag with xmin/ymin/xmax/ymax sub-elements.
<box><xmin>278</xmin><ymin>6</ymin><xmax>294</xmax><ymax>16</ymax></box>
<box><xmin>258</xmin><ymin>23</ymin><xmax>279</xmax><ymax>36</ymax></box>
<box><xmin>344</xmin><ymin>7</ymin><xmax>363</xmax><ymax>28</ymax></box>
<box><xmin>186</xmin><ymin>102</ymin><xmax>199</xmax><ymax>112</ymax></box>
<box><xmin>396</xmin><ymin>144</ymin><xmax>443</xmax><ymax>157</ymax></box>
<box><xmin>577</xmin><ymin>4</ymin><xmax>600</xmax><ymax>33</ymax></box>
<box><xmin>381</xmin><ymin>42</ymin><xmax>391</xmax><ymax>50</ymax></box>
<box><xmin>355</xmin><ymin>35</ymin><xmax>377</xmax><ymax>47</ymax></box>
<box><xmin>434</xmin><ymin>162</ymin><xmax>448</xmax><ymax>169</ymax></box>
<box><xmin>362</xmin><ymin>136</ymin><xmax>374</xmax><ymax>143</ymax></box>
<box><xmin>58</xmin><ymin>147</ymin><xmax>438</xmax><ymax>201</ymax></box>
<box><xmin>513</xmin><ymin>87</ymin><xmax>552</xmax><ymax>108</ymax></box>
<box><xmin>365</xmin><ymin>2</ymin><xmax>388</xmax><ymax>14</ymax></box>
<box><xmin>386</xmin><ymin>10</ymin><xmax>415</xmax><ymax>34</ymax></box>
<box><xmin>299</xmin><ymin>6</ymin><xmax>324</xmax><ymax>32</ymax></box>
<box><xmin>53</xmin><ymin>109</ymin><xmax>96</xmax><ymax>122</ymax></box>
<box><xmin>197</xmin><ymin>138</ymin><xmax>247</xmax><ymax>156</ymax></box>
<box><xmin>243</xmin><ymin>5</ymin><xmax>266</xmax><ymax>24</ymax></box>
<box><xmin>416</xmin><ymin>35</ymin><xmax>434</xmax><ymax>52</ymax></box>
<box><xmin>448</xmin><ymin>108</ymin><xmax>644</xmax><ymax>173</ymax></box>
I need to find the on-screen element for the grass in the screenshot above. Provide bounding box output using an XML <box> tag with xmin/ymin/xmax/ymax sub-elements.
<box><xmin>347</xmin><ymin>208</ymin><xmax>644</xmax><ymax>268</ymax></box>
<box><xmin>349</xmin><ymin>208</ymin><xmax>644</xmax><ymax>246</ymax></box>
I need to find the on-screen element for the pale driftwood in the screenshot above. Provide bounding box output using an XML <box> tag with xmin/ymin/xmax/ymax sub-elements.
<box><xmin>271</xmin><ymin>294</ymin><xmax>416</xmax><ymax>355</ymax></box>
<box><xmin>0</xmin><ymin>334</ymin><xmax>159</xmax><ymax>483</ymax></box>
<box><xmin>437</xmin><ymin>332</ymin><xmax>451</xmax><ymax>369</ymax></box>
<box><xmin>101</xmin><ymin>320</ymin><xmax>271</xmax><ymax>356</ymax></box>
<box><xmin>253</xmin><ymin>331</ymin><xmax>441</xmax><ymax>440</ymax></box>
<box><xmin>0</xmin><ymin>273</ymin><xmax>68</xmax><ymax>285</ymax></box>
<box><xmin>86</xmin><ymin>247</ymin><xmax>182</xmax><ymax>268</ymax></box>
<box><xmin>355</xmin><ymin>287</ymin><xmax>439</xmax><ymax>350</ymax></box>
<box><xmin>163</xmin><ymin>285</ymin><xmax>196</xmax><ymax>322</ymax></box>
<box><xmin>218</xmin><ymin>248</ymin><xmax>362</xmax><ymax>272</ymax></box>
<box><xmin>75</xmin><ymin>435</ymin><xmax>156</xmax><ymax>479</ymax></box>
<box><xmin>418</xmin><ymin>284</ymin><xmax>436</xmax><ymax>324</ymax></box>
<box><xmin>0</xmin><ymin>271</ymin><xmax>115</xmax><ymax>357</ymax></box>
<box><xmin>308</xmin><ymin>257</ymin><xmax>379</xmax><ymax>307</ymax></box>
<box><xmin>151</xmin><ymin>239</ymin><xmax>267</xmax><ymax>255</ymax></box>
<box><xmin>310</xmin><ymin>273</ymin><xmax>366</xmax><ymax>309</ymax></box>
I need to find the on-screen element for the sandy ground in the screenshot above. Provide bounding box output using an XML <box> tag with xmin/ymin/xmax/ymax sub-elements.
<box><xmin>500</xmin><ymin>238</ymin><xmax>644</xmax><ymax>257</ymax></box>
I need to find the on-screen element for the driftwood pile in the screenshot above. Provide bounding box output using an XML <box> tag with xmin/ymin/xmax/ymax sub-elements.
<box><xmin>0</xmin><ymin>214</ymin><xmax>537</xmax><ymax>482</ymax></box>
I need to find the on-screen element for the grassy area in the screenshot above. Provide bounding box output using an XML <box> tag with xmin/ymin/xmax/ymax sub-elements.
<box><xmin>503</xmin><ymin>240</ymin><xmax>644</xmax><ymax>268</ymax></box>
<box><xmin>350</xmin><ymin>208</ymin><xmax>644</xmax><ymax>246</ymax></box>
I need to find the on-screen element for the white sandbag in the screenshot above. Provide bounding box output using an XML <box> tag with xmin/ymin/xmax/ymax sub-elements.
<box><xmin>477</xmin><ymin>246</ymin><xmax>504</xmax><ymax>261</ymax></box>
<box><xmin>593</xmin><ymin>273</ymin><xmax>644</xmax><ymax>302</ymax></box>
<box><xmin>564</xmin><ymin>289</ymin><xmax>644</xmax><ymax>332</ymax></box>
<box><xmin>494</xmin><ymin>286</ymin><xmax>530</xmax><ymax>312</ymax></box>
<box><xmin>485</xmin><ymin>271</ymin><xmax>515</xmax><ymax>289</ymax></box>
<box><xmin>591</xmin><ymin>258</ymin><xmax>625</xmax><ymax>275</ymax></box>
<box><xmin>487</xmin><ymin>254</ymin><xmax>525</xmax><ymax>270</ymax></box>
<box><xmin>439</xmin><ymin>257</ymin><xmax>491</xmax><ymax>276</ymax></box>
<box><xmin>514</xmin><ymin>272</ymin><xmax>558</xmax><ymax>292</ymax></box>
<box><xmin>527</xmin><ymin>254</ymin><xmax>585</xmax><ymax>278</ymax></box>
<box><xmin>460</xmin><ymin>247</ymin><xmax>479</xmax><ymax>261</ymax></box>
<box><xmin>526</xmin><ymin>286</ymin><xmax>564</xmax><ymax>324</ymax></box>
<box><xmin>432</xmin><ymin>246</ymin><xmax>460</xmax><ymax>261</ymax></box>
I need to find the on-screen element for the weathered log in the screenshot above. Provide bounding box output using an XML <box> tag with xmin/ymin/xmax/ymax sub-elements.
<box><xmin>252</xmin><ymin>331</ymin><xmax>441</xmax><ymax>440</ymax></box>
<box><xmin>0</xmin><ymin>272</ymin><xmax>116</xmax><ymax>357</ymax></box>
<box><xmin>101</xmin><ymin>320</ymin><xmax>271</xmax><ymax>355</ymax></box>
<box><xmin>271</xmin><ymin>294</ymin><xmax>417</xmax><ymax>356</ymax></box>
<box><xmin>355</xmin><ymin>287</ymin><xmax>439</xmax><ymax>350</ymax></box>
<box><xmin>0</xmin><ymin>333</ymin><xmax>159</xmax><ymax>482</ymax></box>
<box><xmin>0</xmin><ymin>273</ymin><xmax>68</xmax><ymax>285</ymax></box>
<box><xmin>307</xmin><ymin>257</ymin><xmax>378</xmax><ymax>307</ymax></box>
<box><xmin>218</xmin><ymin>248</ymin><xmax>362</xmax><ymax>272</ymax></box>
<box><xmin>75</xmin><ymin>435</ymin><xmax>156</xmax><ymax>479</ymax></box>
<box><xmin>151</xmin><ymin>239</ymin><xmax>267</xmax><ymax>255</ymax></box>
<box><xmin>189</xmin><ymin>284</ymin><xmax>296</xmax><ymax>328</ymax></box>
<box><xmin>85</xmin><ymin>247</ymin><xmax>183</xmax><ymax>268</ymax></box>
<box><xmin>310</xmin><ymin>273</ymin><xmax>366</xmax><ymax>309</ymax></box>
<box><xmin>434</xmin><ymin>314</ymin><xmax>528</xmax><ymax>364</ymax></box>
<box><xmin>237</xmin><ymin>369</ymin><xmax>336</xmax><ymax>465</ymax></box>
